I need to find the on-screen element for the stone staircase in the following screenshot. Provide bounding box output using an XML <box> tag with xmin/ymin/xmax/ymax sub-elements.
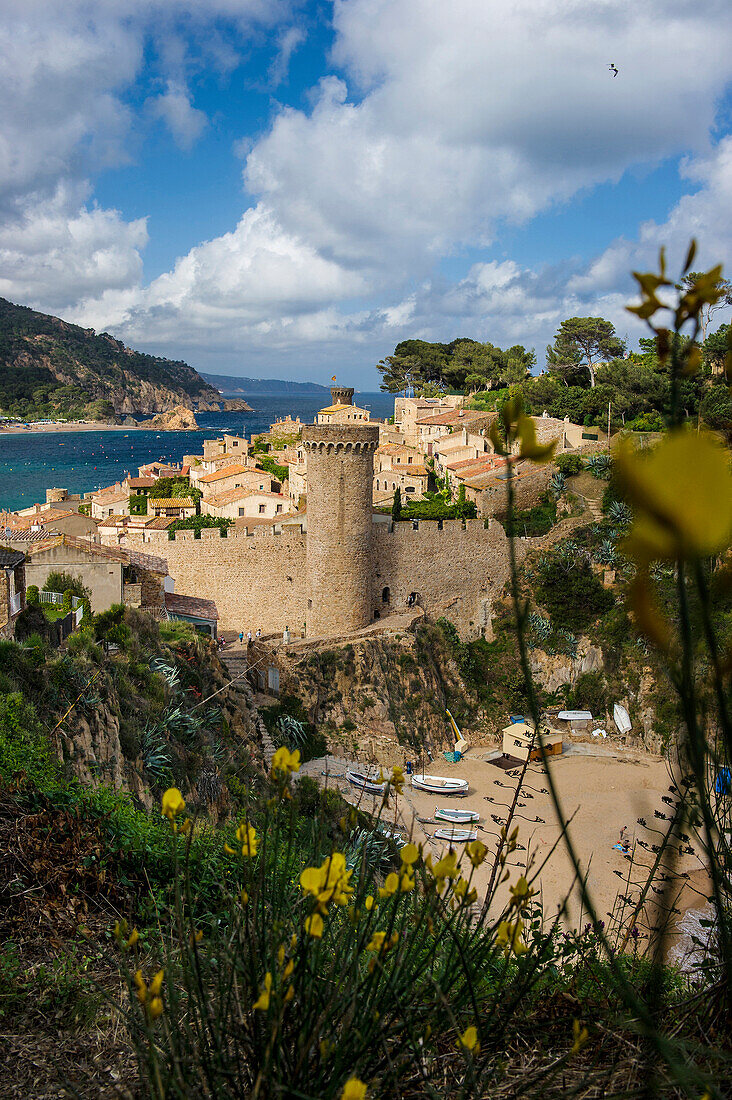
<box><xmin>220</xmin><ymin>645</ymin><xmax>275</xmax><ymax>768</ymax></box>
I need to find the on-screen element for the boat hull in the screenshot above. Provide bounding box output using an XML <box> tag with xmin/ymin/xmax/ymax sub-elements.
<box><xmin>412</xmin><ymin>774</ymin><xmax>468</xmax><ymax>796</ymax></box>
<box><xmin>435</xmin><ymin>807</ymin><xmax>479</xmax><ymax>824</ymax></box>
<box><xmin>433</xmin><ymin>827</ymin><xmax>478</xmax><ymax>842</ymax></box>
<box><xmin>346</xmin><ymin>770</ymin><xmax>388</xmax><ymax>796</ymax></box>
<box><xmin>613</xmin><ymin>703</ymin><xmax>632</xmax><ymax>733</ymax></box>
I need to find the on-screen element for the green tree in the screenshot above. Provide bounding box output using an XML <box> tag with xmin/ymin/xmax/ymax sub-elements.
<box><xmin>681</xmin><ymin>272</ymin><xmax>732</xmax><ymax>341</ymax></box>
<box><xmin>42</xmin><ymin>571</ymin><xmax>90</xmax><ymax>600</ymax></box>
<box><xmin>547</xmin><ymin>318</ymin><xmax>625</xmax><ymax>389</ymax></box>
<box><xmin>377</xmin><ymin>354</ymin><xmax>422</xmax><ymax>395</ymax></box>
<box><xmin>700</xmin><ymin>383</ymin><xmax>732</xmax><ymax>442</ymax></box>
<box><xmin>703</xmin><ymin>323</ymin><xmax>731</xmax><ymax>375</ymax></box>
<box><xmin>391</xmin><ymin>487</ymin><xmax>402</xmax><ymax>522</ymax></box>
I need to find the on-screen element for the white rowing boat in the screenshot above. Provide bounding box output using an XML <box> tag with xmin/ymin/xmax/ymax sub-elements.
<box><xmin>346</xmin><ymin>770</ymin><xmax>388</xmax><ymax>796</ymax></box>
<box><xmin>613</xmin><ymin>703</ymin><xmax>632</xmax><ymax>733</ymax></box>
<box><xmin>432</xmin><ymin>827</ymin><xmax>478</xmax><ymax>842</ymax></box>
<box><xmin>435</xmin><ymin>806</ymin><xmax>480</xmax><ymax>824</ymax></box>
<box><xmin>412</xmin><ymin>773</ymin><xmax>469</xmax><ymax>796</ymax></box>
<box><xmin>557</xmin><ymin>710</ymin><xmax>593</xmax><ymax>722</ymax></box>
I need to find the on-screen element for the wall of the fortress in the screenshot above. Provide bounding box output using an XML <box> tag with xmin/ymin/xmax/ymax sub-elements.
<box><xmin>372</xmin><ymin>518</ymin><xmax>517</xmax><ymax>638</ymax></box>
<box><xmin>129</xmin><ymin>517</ymin><xmax>519</xmax><ymax>639</ymax></box>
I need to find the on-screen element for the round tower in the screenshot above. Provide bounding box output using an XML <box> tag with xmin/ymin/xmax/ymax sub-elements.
<box><xmin>301</xmin><ymin>423</ymin><xmax>379</xmax><ymax>637</ymax></box>
<box><xmin>330</xmin><ymin>384</ymin><xmax>354</xmax><ymax>407</ymax></box>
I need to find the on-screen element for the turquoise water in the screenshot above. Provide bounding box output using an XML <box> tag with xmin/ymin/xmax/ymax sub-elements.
<box><xmin>0</xmin><ymin>393</ymin><xmax>394</xmax><ymax>511</ymax></box>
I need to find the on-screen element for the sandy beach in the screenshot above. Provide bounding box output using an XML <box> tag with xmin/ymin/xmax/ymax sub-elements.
<box><xmin>306</xmin><ymin>747</ymin><xmax>709</xmax><ymax>943</ymax></box>
<box><xmin>0</xmin><ymin>421</ymin><xmax>146</xmax><ymax>436</ymax></box>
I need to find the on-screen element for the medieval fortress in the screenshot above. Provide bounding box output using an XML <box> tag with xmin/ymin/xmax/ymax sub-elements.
<box><xmin>2</xmin><ymin>385</ymin><xmax>603</xmax><ymax>642</ymax></box>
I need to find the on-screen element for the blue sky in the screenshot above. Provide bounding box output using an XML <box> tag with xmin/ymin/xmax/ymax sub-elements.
<box><xmin>1</xmin><ymin>0</ymin><xmax>731</xmax><ymax>387</ymax></box>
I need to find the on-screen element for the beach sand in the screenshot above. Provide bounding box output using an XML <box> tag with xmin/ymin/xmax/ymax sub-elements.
<box><xmin>0</xmin><ymin>421</ymin><xmax>143</xmax><ymax>435</ymax></box>
<box><xmin>308</xmin><ymin>748</ymin><xmax>710</xmax><ymax>943</ymax></box>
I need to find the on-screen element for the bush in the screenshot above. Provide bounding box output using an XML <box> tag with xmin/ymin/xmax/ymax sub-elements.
<box><xmin>168</xmin><ymin>515</ymin><xmax>233</xmax><ymax>540</ymax></box>
<box><xmin>14</xmin><ymin>604</ymin><xmax>48</xmax><ymax>643</ymax></box>
<box><xmin>25</xmin><ymin>585</ymin><xmax>39</xmax><ymax>606</ymax></box>
<box><xmin>555</xmin><ymin>453</ymin><xmax>583</xmax><ymax>476</ymax></box>
<box><xmin>501</xmin><ymin>491</ymin><xmax>557</xmax><ymax>537</ymax></box>
<box><xmin>536</xmin><ymin>553</ymin><xmax>615</xmax><ymax>633</ymax></box>
<box><xmin>42</xmin><ymin>571</ymin><xmax>90</xmax><ymax>601</ymax></box>
<box><xmin>563</xmin><ymin>671</ymin><xmax>607</xmax><ymax>716</ymax></box>
<box><xmin>62</xmin><ymin>588</ymin><xmax>73</xmax><ymax>613</ymax></box>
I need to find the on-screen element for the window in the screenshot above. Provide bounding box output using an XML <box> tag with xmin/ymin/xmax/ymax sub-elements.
<box><xmin>382</xmin><ymin>586</ymin><xmax>390</xmax><ymax>603</ymax></box>
<box><xmin>276</xmin><ymin>504</ymin><xmax>282</xmax><ymax>513</ymax></box>
<box><xmin>408</xmin><ymin>456</ymin><xmax>413</xmax><ymax>464</ymax></box>
<box><xmin>376</xmin><ymin>479</ymin><xmax>380</xmax><ymax>490</ymax></box>
<box><xmin>259</xmin><ymin>504</ymin><xmax>266</xmax><ymax>514</ymax></box>
<box><xmin>405</xmin><ymin>486</ymin><xmax>415</xmax><ymax>493</ymax></box>
<box><xmin>239</xmin><ymin>508</ymin><xmax>245</xmax><ymax>516</ymax></box>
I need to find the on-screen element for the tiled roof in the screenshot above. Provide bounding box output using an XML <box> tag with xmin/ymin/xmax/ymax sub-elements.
<box><xmin>93</xmin><ymin>491</ymin><xmax>128</xmax><ymax>505</ymax></box>
<box><xmin>165</xmin><ymin>592</ymin><xmax>219</xmax><ymax>621</ymax></box>
<box><xmin>198</xmin><ymin>464</ymin><xmax>250</xmax><ymax>484</ymax></box>
<box><xmin>318</xmin><ymin>403</ymin><xmax>354</xmax><ymax>414</ymax></box>
<box><xmin>144</xmin><ymin>516</ymin><xmax>176</xmax><ymax>529</ymax></box>
<box><xmin>417</xmin><ymin>409</ymin><xmax>494</xmax><ymax>427</ymax></box>
<box><xmin>25</xmin><ymin>534</ymin><xmax>168</xmax><ymax>575</ymax></box>
<box><xmin>0</xmin><ymin>529</ymin><xmax>50</xmax><ymax>542</ymax></box>
<box><xmin>148</xmin><ymin>498</ymin><xmax>195</xmax><ymax>509</ymax></box>
<box><xmin>127</xmin><ymin>477</ymin><xmax>156</xmax><ymax>488</ymax></box>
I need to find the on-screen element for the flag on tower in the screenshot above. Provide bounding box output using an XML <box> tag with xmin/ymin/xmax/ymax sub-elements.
<box><xmin>331</xmin><ymin>376</ymin><xmax>337</xmax><ymax>382</ymax></box>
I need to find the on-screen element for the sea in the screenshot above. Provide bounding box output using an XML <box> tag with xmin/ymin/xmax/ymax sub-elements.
<box><xmin>0</xmin><ymin>393</ymin><xmax>395</xmax><ymax>512</ymax></box>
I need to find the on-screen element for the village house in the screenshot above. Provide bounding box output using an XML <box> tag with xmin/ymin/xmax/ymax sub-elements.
<box><xmin>317</xmin><ymin>402</ymin><xmax>371</xmax><ymax>425</ymax></box>
<box><xmin>147</xmin><ymin>497</ymin><xmax>196</xmax><ymax>519</ymax></box>
<box><xmin>373</xmin><ymin>443</ymin><xmax>429</xmax><ymax>501</ymax></box>
<box><xmin>197</xmin><ymin>464</ymin><xmax>280</xmax><ymax>501</ymax></box>
<box><xmin>269</xmin><ymin>416</ymin><xmax>304</xmax><ymax>437</ymax></box>
<box><xmin>137</xmin><ymin>461</ymin><xmax>182</xmax><ymax>479</ymax></box>
<box><xmin>123</xmin><ymin>475</ymin><xmax>157</xmax><ymax>494</ymax></box>
<box><xmin>90</xmin><ymin>486</ymin><xmax>131</xmax><ymax>521</ymax></box>
<box><xmin>24</xmin><ymin>535</ymin><xmax>171</xmax><ymax>614</ymax></box>
<box><xmin>287</xmin><ymin>446</ymin><xmax>307</xmax><ymax>506</ymax></box>
<box><xmin>393</xmin><ymin>395</ymin><xmax>463</xmax><ymax>443</ymax></box>
<box><xmin>415</xmin><ymin>409</ymin><xmax>496</xmax><ymax>453</ymax></box>
<box><xmin>432</xmin><ymin>428</ymin><xmax>493</xmax><ymax>472</ymax></box>
<box><xmin>164</xmin><ymin>592</ymin><xmax>219</xmax><ymax>638</ymax></box>
<box><xmin>200</xmin><ymin>488</ymin><xmax>292</xmax><ymax>521</ymax></box>
<box><xmin>2</xmin><ymin>504</ymin><xmax>99</xmax><ymax>541</ymax></box>
<box><xmin>0</xmin><ymin>548</ymin><xmax>26</xmax><ymax>637</ymax></box>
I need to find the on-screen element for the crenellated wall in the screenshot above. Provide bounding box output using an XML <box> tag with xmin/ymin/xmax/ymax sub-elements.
<box><xmin>119</xmin><ymin>515</ymin><xmax>519</xmax><ymax>639</ymax></box>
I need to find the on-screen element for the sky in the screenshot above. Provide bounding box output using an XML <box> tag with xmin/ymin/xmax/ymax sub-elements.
<box><xmin>1</xmin><ymin>0</ymin><xmax>731</xmax><ymax>388</ymax></box>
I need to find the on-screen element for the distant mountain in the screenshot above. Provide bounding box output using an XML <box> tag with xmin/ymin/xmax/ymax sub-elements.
<box><xmin>203</xmin><ymin>372</ymin><xmax>330</xmax><ymax>396</ymax></box>
<box><xmin>0</xmin><ymin>297</ymin><xmax>222</xmax><ymax>420</ymax></box>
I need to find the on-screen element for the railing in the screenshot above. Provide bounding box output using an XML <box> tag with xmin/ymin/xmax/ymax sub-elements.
<box><xmin>39</xmin><ymin>590</ymin><xmax>82</xmax><ymax>609</ymax></box>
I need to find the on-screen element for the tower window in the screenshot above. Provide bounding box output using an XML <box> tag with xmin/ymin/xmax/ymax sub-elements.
<box><xmin>382</xmin><ymin>586</ymin><xmax>390</xmax><ymax>604</ymax></box>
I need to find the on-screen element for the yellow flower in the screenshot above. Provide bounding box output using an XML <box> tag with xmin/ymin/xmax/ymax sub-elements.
<box><xmin>162</xmin><ymin>787</ymin><xmax>185</xmax><ymax>822</ymax></box>
<box><xmin>400</xmin><ymin>869</ymin><xmax>415</xmax><ymax>892</ymax></box>
<box><xmin>453</xmin><ymin>877</ymin><xmax>477</xmax><ymax>904</ymax></box>
<box><xmin>304</xmin><ymin>912</ymin><xmax>324</xmax><ymax>938</ymax></box>
<box><xmin>134</xmin><ymin>969</ymin><xmax>164</xmax><ymax>1021</ymax></box>
<box><xmin>253</xmin><ymin>972</ymin><xmax>272</xmax><ymax>1011</ymax></box>
<box><xmin>570</xmin><ymin>1018</ymin><xmax>589</xmax><ymax>1055</ymax></box>
<box><xmin>240</xmin><ymin>888</ymin><xmax>249</xmax><ymax>906</ymax></box>
<box><xmin>457</xmin><ymin>1025</ymin><xmax>480</xmax><ymax>1053</ymax></box>
<box><xmin>432</xmin><ymin>850</ymin><xmax>460</xmax><ymax>883</ymax></box>
<box><xmin>366</xmin><ymin>932</ymin><xmax>387</xmax><ymax>953</ymax></box>
<box><xmin>271</xmin><ymin>746</ymin><xmax>301</xmax><ymax>777</ymax></box>
<box><xmin>236</xmin><ymin>822</ymin><xmax>258</xmax><ymax>858</ymax></box>
<box><xmin>509</xmin><ymin>876</ymin><xmax>537</xmax><ymax>911</ymax></box>
<box><xmin>390</xmin><ymin>765</ymin><xmax>405</xmax><ymax>794</ymax></box>
<box><xmin>466</xmin><ymin>839</ymin><xmax>488</xmax><ymax>867</ymax></box>
<box><xmin>284</xmin><ymin>958</ymin><xmax>294</xmax><ymax>980</ymax></box>
<box><xmin>284</xmin><ymin>984</ymin><xmax>295</xmax><ymax>1003</ymax></box>
<box><xmin>378</xmin><ymin>872</ymin><xmax>399</xmax><ymax>899</ymax></box>
<box><xmin>615</xmin><ymin>430</ymin><xmax>732</xmax><ymax>563</ymax></box>
<box><xmin>496</xmin><ymin>918</ymin><xmax>528</xmax><ymax>956</ymax></box>
<box><xmin>364</xmin><ymin>895</ymin><xmax>375</xmax><ymax>910</ymax></box>
<box><xmin>400</xmin><ymin>842</ymin><xmax>419</xmax><ymax>866</ymax></box>
<box><xmin>133</xmin><ymin>969</ymin><xmax>147</xmax><ymax>1005</ymax></box>
<box><xmin>628</xmin><ymin>569</ymin><xmax>673</xmax><ymax>654</ymax></box>
<box><xmin>341</xmin><ymin>1079</ymin><xmax>368</xmax><ymax>1100</ymax></box>
<box><xmin>125</xmin><ymin>928</ymin><xmax>139</xmax><ymax>949</ymax></box>
<box><xmin>149</xmin><ymin>970</ymin><xmax>164</xmax><ymax>997</ymax></box>
<box><xmin>300</xmin><ymin>853</ymin><xmax>354</xmax><ymax>910</ymax></box>
<box><xmin>277</xmin><ymin>944</ymin><xmax>285</xmax><ymax>967</ymax></box>
<box><xmin>148</xmin><ymin>996</ymin><xmax>164</xmax><ymax>1020</ymax></box>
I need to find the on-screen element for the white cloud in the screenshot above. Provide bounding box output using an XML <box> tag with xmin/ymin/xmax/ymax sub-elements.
<box><xmin>147</xmin><ymin>82</ymin><xmax>208</xmax><ymax>150</ymax></box>
<box><xmin>269</xmin><ymin>24</ymin><xmax>306</xmax><ymax>86</ymax></box>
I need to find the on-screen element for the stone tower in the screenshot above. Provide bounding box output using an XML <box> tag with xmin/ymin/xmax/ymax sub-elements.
<box><xmin>330</xmin><ymin>384</ymin><xmax>354</xmax><ymax>407</ymax></box>
<box><xmin>301</xmin><ymin>423</ymin><xmax>379</xmax><ymax>637</ymax></box>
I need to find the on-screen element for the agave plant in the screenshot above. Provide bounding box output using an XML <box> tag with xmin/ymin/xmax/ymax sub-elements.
<box><xmin>550</xmin><ymin>471</ymin><xmax>566</xmax><ymax>497</ymax></box>
<box><xmin>275</xmin><ymin>714</ymin><xmax>310</xmax><ymax>750</ymax></box>
<box><xmin>141</xmin><ymin>724</ymin><xmax>172</xmax><ymax>780</ymax></box>
<box><xmin>607</xmin><ymin>500</ymin><xmax>632</xmax><ymax>529</ymax></box>
<box><xmin>585</xmin><ymin>453</ymin><xmax>613</xmax><ymax>480</ymax></box>
<box><xmin>528</xmin><ymin>612</ymin><xmax>552</xmax><ymax>643</ymax></box>
<box><xmin>344</xmin><ymin>828</ymin><xmax>393</xmax><ymax>874</ymax></box>
<box><xmin>594</xmin><ymin>539</ymin><xmax>620</xmax><ymax>567</ymax></box>
<box><xmin>150</xmin><ymin>657</ymin><xmax>181</xmax><ymax>692</ymax></box>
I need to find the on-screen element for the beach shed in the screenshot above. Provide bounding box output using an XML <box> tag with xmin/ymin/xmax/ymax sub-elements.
<box><xmin>502</xmin><ymin>721</ymin><xmax>563</xmax><ymax>762</ymax></box>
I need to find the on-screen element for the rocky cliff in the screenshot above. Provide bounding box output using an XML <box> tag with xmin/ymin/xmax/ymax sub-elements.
<box><xmin>0</xmin><ymin>296</ymin><xmax>222</xmax><ymax>418</ymax></box>
<box><xmin>146</xmin><ymin>405</ymin><xmax>199</xmax><ymax>430</ymax></box>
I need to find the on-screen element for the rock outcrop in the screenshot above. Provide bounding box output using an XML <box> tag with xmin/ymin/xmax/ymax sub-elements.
<box><xmin>146</xmin><ymin>405</ymin><xmax>199</xmax><ymax>430</ymax></box>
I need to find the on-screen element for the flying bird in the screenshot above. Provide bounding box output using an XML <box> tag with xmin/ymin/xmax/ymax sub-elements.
<box><xmin>609</xmin><ymin>63</ymin><xmax>619</xmax><ymax>77</ymax></box>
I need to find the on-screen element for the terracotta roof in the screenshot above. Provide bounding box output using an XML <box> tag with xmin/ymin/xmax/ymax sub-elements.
<box><xmin>446</xmin><ymin>456</ymin><xmax>503</xmax><ymax>472</ymax></box>
<box><xmin>0</xmin><ymin>529</ymin><xmax>50</xmax><ymax>542</ymax></box>
<box><xmin>148</xmin><ymin>498</ymin><xmax>195</xmax><ymax>509</ymax></box>
<box><xmin>165</xmin><ymin>592</ymin><xmax>219</xmax><ymax>621</ymax></box>
<box><xmin>93</xmin><ymin>491</ymin><xmax>128</xmax><ymax>505</ymax></box>
<box><xmin>318</xmin><ymin>403</ymin><xmax>356</xmax><ymax>414</ymax></box>
<box><xmin>377</xmin><ymin>443</ymin><xmax>416</xmax><ymax>454</ymax></box>
<box><xmin>127</xmin><ymin>477</ymin><xmax>156</xmax><ymax>489</ymax></box>
<box><xmin>97</xmin><ymin>516</ymin><xmax>129</xmax><ymax>527</ymax></box>
<box><xmin>207</xmin><ymin>488</ymin><xmax>285</xmax><ymax>507</ymax></box>
<box><xmin>417</xmin><ymin>409</ymin><xmax>494</xmax><ymax>427</ymax></box>
<box><xmin>198</xmin><ymin>464</ymin><xmax>250</xmax><ymax>484</ymax></box>
<box><xmin>144</xmin><ymin>517</ymin><xmax>176</xmax><ymax>529</ymax></box>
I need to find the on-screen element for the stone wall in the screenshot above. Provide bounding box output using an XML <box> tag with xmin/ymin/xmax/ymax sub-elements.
<box><xmin>471</xmin><ymin>464</ymin><xmax>553</xmax><ymax>518</ymax></box>
<box><xmin>25</xmin><ymin>545</ymin><xmax>123</xmax><ymax>612</ymax></box>
<box><xmin>129</xmin><ymin>515</ymin><xmax>520</xmax><ymax>639</ymax></box>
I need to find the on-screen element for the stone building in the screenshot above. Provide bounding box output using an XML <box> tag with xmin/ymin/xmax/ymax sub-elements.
<box><xmin>316</xmin><ymin>383</ymin><xmax>371</xmax><ymax>426</ymax></box>
<box><xmin>0</xmin><ymin>548</ymin><xmax>26</xmax><ymax>636</ymax></box>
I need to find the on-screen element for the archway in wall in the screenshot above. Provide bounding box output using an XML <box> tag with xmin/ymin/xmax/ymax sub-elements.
<box><xmin>382</xmin><ymin>586</ymin><xmax>390</xmax><ymax>604</ymax></box>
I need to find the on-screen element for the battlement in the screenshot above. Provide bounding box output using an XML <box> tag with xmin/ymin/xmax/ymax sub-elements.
<box><xmin>301</xmin><ymin>424</ymin><xmax>379</xmax><ymax>453</ymax></box>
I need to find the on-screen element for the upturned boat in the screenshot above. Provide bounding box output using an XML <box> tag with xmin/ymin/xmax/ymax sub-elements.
<box><xmin>432</xmin><ymin>827</ymin><xmax>478</xmax><ymax>842</ymax></box>
<box><xmin>434</xmin><ymin>807</ymin><xmax>479</xmax><ymax>824</ymax></box>
<box><xmin>557</xmin><ymin>709</ymin><xmax>593</xmax><ymax>722</ymax></box>
<box><xmin>613</xmin><ymin>703</ymin><xmax>632</xmax><ymax>733</ymax></box>
<box><xmin>411</xmin><ymin>773</ymin><xmax>469</xmax><ymax>796</ymax></box>
<box><xmin>346</xmin><ymin>770</ymin><xmax>388</xmax><ymax>796</ymax></box>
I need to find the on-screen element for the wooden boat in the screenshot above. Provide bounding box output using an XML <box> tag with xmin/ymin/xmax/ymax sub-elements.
<box><xmin>346</xmin><ymin>770</ymin><xmax>388</xmax><ymax>796</ymax></box>
<box><xmin>613</xmin><ymin>703</ymin><xmax>632</xmax><ymax>734</ymax></box>
<box><xmin>435</xmin><ymin>807</ymin><xmax>480</xmax><ymax>824</ymax></box>
<box><xmin>557</xmin><ymin>710</ymin><xmax>593</xmax><ymax>722</ymax></box>
<box><xmin>411</xmin><ymin>773</ymin><xmax>469</xmax><ymax>796</ymax></box>
<box><xmin>432</xmin><ymin>827</ymin><xmax>478</xmax><ymax>842</ymax></box>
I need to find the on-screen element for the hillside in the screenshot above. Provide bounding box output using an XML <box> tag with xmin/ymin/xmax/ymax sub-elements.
<box><xmin>203</xmin><ymin>371</ymin><xmax>329</xmax><ymax>395</ymax></box>
<box><xmin>0</xmin><ymin>297</ymin><xmax>222</xmax><ymax>420</ymax></box>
